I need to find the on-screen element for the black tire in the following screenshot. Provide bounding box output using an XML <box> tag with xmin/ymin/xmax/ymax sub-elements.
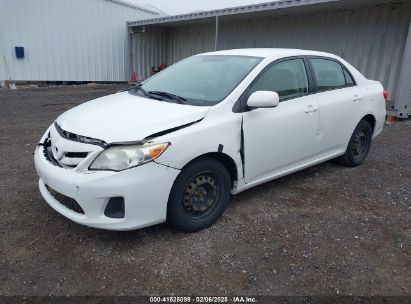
<box><xmin>167</xmin><ymin>157</ymin><xmax>231</xmax><ymax>232</ymax></box>
<box><xmin>338</xmin><ymin>120</ymin><xmax>373</xmax><ymax>167</ymax></box>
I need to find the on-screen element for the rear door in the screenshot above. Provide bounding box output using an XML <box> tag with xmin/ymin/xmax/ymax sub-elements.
<box><xmin>308</xmin><ymin>57</ymin><xmax>364</xmax><ymax>157</ymax></box>
<box><xmin>242</xmin><ymin>58</ymin><xmax>320</xmax><ymax>183</ymax></box>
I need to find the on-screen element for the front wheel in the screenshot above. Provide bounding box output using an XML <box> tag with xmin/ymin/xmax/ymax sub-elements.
<box><xmin>338</xmin><ymin>120</ymin><xmax>373</xmax><ymax>167</ymax></box>
<box><xmin>167</xmin><ymin>158</ymin><xmax>231</xmax><ymax>232</ymax></box>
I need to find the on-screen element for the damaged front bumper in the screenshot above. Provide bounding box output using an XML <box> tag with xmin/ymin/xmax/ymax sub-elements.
<box><xmin>34</xmin><ymin>144</ymin><xmax>180</xmax><ymax>230</ymax></box>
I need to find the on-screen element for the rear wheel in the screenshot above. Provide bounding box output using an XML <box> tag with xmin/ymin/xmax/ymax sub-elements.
<box><xmin>338</xmin><ymin>120</ymin><xmax>373</xmax><ymax>167</ymax></box>
<box><xmin>167</xmin><ymin>158</ymin><xmax>231</xmax><ymax>232</ymax></box>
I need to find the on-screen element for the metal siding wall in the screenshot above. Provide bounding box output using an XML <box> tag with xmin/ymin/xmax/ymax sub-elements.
<box><xmin>129</xmin><ymin>3</ymin><xmax>410</xmax><ymax>99</ymax></box>
<box><xmin>0</xmin><ymin>0</ymin><xmax>157</xmax><ymax>82</ymax></box>
<box><xmin>167</xmin><ymin>22</ymin><xmax>215</xmax><ymax>64</ymax></box>
<box><xmin>130</xmin><ymin>27</ymin><xmax>168</xmax><ymax>81</ymax></box>
<box><xmin>218</xmin><ymin>3</ymin><xmax>411</xmax><ymax>99</ymax></box>
<box><xmin>130</xmin><ymin>21</ymin><xmax>216</xmax><ymax>80</ymax></box>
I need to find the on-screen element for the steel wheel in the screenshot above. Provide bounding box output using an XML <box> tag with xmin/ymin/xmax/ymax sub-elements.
<box><xmin>183</xmin><ymin>173</ymin><xmax>220</xmax><ymax>217</ymax></box>
<box><xmin>167</xmin><ymin>158</ymin><xmax>231</xmax><ymax>232</ymax></box>
<box><xmin>351</xmin><ymin>130</ymin><xmax>368</xmax><ymax>157</ymax></box>
<box><xmin>338</xmin><ymin>119</ymin><xmax>373</xmax><ymax>167</ymax></box>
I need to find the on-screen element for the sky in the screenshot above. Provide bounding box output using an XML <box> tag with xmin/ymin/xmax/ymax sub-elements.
<box><xmin>130</xmin><ymin>0</ymin><xmax>273</xmax><ymax>15</ymax></box>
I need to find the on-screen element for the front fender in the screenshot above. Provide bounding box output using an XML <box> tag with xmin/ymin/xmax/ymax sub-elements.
<box><xmin>153</xmin><ymin>114</ymin><xmax>244</xmax><ymax>180</ymax></box>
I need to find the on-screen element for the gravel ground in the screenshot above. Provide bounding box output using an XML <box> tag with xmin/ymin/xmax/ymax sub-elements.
<box><xmin>0</xmin><ymin>85</ymin><xmax>410</xmax><ymax>296</ymax></box>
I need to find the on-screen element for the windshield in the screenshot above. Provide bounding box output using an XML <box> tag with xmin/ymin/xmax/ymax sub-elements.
<box><xmin>129</xmin><ymin>55</ymin><xmax>262</xmax><ymax>106</ymax></box>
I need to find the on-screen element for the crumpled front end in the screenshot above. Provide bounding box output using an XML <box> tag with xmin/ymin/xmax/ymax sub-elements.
<box><xmin>34</xmin><ymin>124</ymin><xmax>180</xmax><ymax>231</ymax></box>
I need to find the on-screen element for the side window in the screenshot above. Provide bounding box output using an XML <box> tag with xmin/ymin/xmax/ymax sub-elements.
<box><xmin>344</xmin><ymin>69</ymin><xmax>355</xmax><ymax>86</ymax></box>
<box><xmin>248</xmin><ymin>59</ymin><xmax>309</xmax><ymax>101</ymax></box>
<box><xmin>310</xmin><ymin>58</ymin><xmax>348</xmax><ymax>91</ymax></box>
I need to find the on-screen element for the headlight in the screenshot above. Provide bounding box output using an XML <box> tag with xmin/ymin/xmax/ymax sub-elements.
<box><xmin>89</xmin><ymin>143</ymin><xmax>169</xmax><ymax>172</ymax></box>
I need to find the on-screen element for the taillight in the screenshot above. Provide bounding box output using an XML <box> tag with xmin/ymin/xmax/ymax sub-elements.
<box><xmin>383</xmin><ymin>90</ymin><xmax>389</xmax><ymax>101</ymax></box>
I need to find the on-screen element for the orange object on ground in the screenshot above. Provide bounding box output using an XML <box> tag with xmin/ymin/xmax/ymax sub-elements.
<box><xmin>386</xmin><ymin>115</ymin><xmax>397</xmax><ymax>124</ymax></box>
<box><xmin>131</xmin><ymin>71</ymin><xmax>137</xmax><ymax>82</ymax></box>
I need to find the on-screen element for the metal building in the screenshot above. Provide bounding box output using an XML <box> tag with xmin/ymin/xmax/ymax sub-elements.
<box><xmin>128</xmin><ymin>0</ymin><xmax>411</xmax><ymax>118</ymax></box>
<box><xmin>0</xmin><ymin>0</ymin><xmax>162</xmax><ymax>83</ymax></box>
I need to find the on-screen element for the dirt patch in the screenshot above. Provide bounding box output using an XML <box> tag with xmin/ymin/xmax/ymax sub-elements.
<box><xmin>0</xmin><ymin>85</ymin><xmax>410</xmax><ymax>296</ymax></box>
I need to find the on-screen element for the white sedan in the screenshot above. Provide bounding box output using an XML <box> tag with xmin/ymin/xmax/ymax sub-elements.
<box><xmin>34</xmin><ymin>49</ymin><xmax>387</xmax><ymax>232</ymax></box>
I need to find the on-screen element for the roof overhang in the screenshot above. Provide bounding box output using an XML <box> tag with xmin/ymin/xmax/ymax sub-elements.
<box><xmin>104</xmin><ymin>0</ymin><xmax>161</xmax><ymax>15</ymax></box>
<box><xmin>128</xmin><ymin>0</ymin><xmax>408</xmax><ymax>27</ymax></box>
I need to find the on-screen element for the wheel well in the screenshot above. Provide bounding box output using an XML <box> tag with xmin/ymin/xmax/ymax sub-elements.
<box><xmin>184</xmin><ymin>153</ymin><xmax>238</xmax><ymax>186</ymax></box>
<box><xmin>362</xmin><ymin>114</ymin><xmax>376</xmax><ymax>132</ymax></box>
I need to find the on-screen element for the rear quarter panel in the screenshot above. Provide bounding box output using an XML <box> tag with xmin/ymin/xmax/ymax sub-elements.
<box><xmin>359</xmin><ymin>80</ymin><xmax>386</xmax><ymax>138</ymax></box>
<box><xmin>339</xmin><ymin>56</ymin><xmax>386</xmax><ymax>139</ymax></box>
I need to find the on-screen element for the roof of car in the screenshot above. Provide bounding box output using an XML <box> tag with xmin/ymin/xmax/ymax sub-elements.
<box><xmin>201</xmin><ymin>48</ymin><xmax>336</xmax><ymax>59</ymax></box>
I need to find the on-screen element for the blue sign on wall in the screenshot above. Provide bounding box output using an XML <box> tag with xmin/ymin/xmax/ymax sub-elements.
<box><xmin>15</xmin><ymin>47</ymin><xmax>24</xmax><ymax>59</ymax></box>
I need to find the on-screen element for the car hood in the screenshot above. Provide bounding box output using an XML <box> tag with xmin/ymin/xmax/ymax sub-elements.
<box><xmin>56</xmin><ymin>91</ymin><xmax>209</xmax><ymax>143</ymax></box>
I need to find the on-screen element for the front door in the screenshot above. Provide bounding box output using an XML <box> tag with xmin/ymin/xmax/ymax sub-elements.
<box><xmin>242</xmin><ymin>58</ymin><xmax>320</xmax><ymax>183</ymax></box>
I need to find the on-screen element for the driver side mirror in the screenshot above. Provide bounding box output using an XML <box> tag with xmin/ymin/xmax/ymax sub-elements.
<box><xmin>247</xmin><ymin>91</ymin><xmax>280</xmax><ymax>109</ymax></box>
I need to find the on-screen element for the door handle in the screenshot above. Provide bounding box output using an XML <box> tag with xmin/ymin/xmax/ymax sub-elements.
<box><xmin>305</xmin><ymin>105</ymin><xmax>319</xmax><ymax>113</ymax></box>
<box><xmin>353</xmin><ymin>95</ymin><xmax>362</xmax><ymax>102</ymax></box>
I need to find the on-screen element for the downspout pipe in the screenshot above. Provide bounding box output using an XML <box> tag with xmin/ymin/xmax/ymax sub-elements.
<box><xmin>215</xmin><ymin>16</ymin><xmax>219</xmax><ymax>51</ymax></box>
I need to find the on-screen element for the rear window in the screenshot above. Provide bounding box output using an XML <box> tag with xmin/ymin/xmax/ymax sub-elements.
<box><xmin>310</xmin><ymin>58</ymin><xmax>353</xmax><ymax>91</ymax></box>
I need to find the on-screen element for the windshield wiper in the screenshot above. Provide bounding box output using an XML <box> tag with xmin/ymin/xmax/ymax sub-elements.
<box><xmin>133</xmin><ymin>86</ymin><xmax>150</xmax><ymax>98</ymax></box>
<box><xmin>129</xmin><ymin>85</ymin><xmax>162</xmax><ymax>101</ymax></box>
<box><xmin>147</xmin><ymin>91</ymin><xmax>187</xmax><ymax>104</ymax></box>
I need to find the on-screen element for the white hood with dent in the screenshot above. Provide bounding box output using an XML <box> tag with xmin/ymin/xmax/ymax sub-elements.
<box><xmin>56</xmin><ymin>92</ymin><xmax>209</xmax><ymax>143</ymax></box>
